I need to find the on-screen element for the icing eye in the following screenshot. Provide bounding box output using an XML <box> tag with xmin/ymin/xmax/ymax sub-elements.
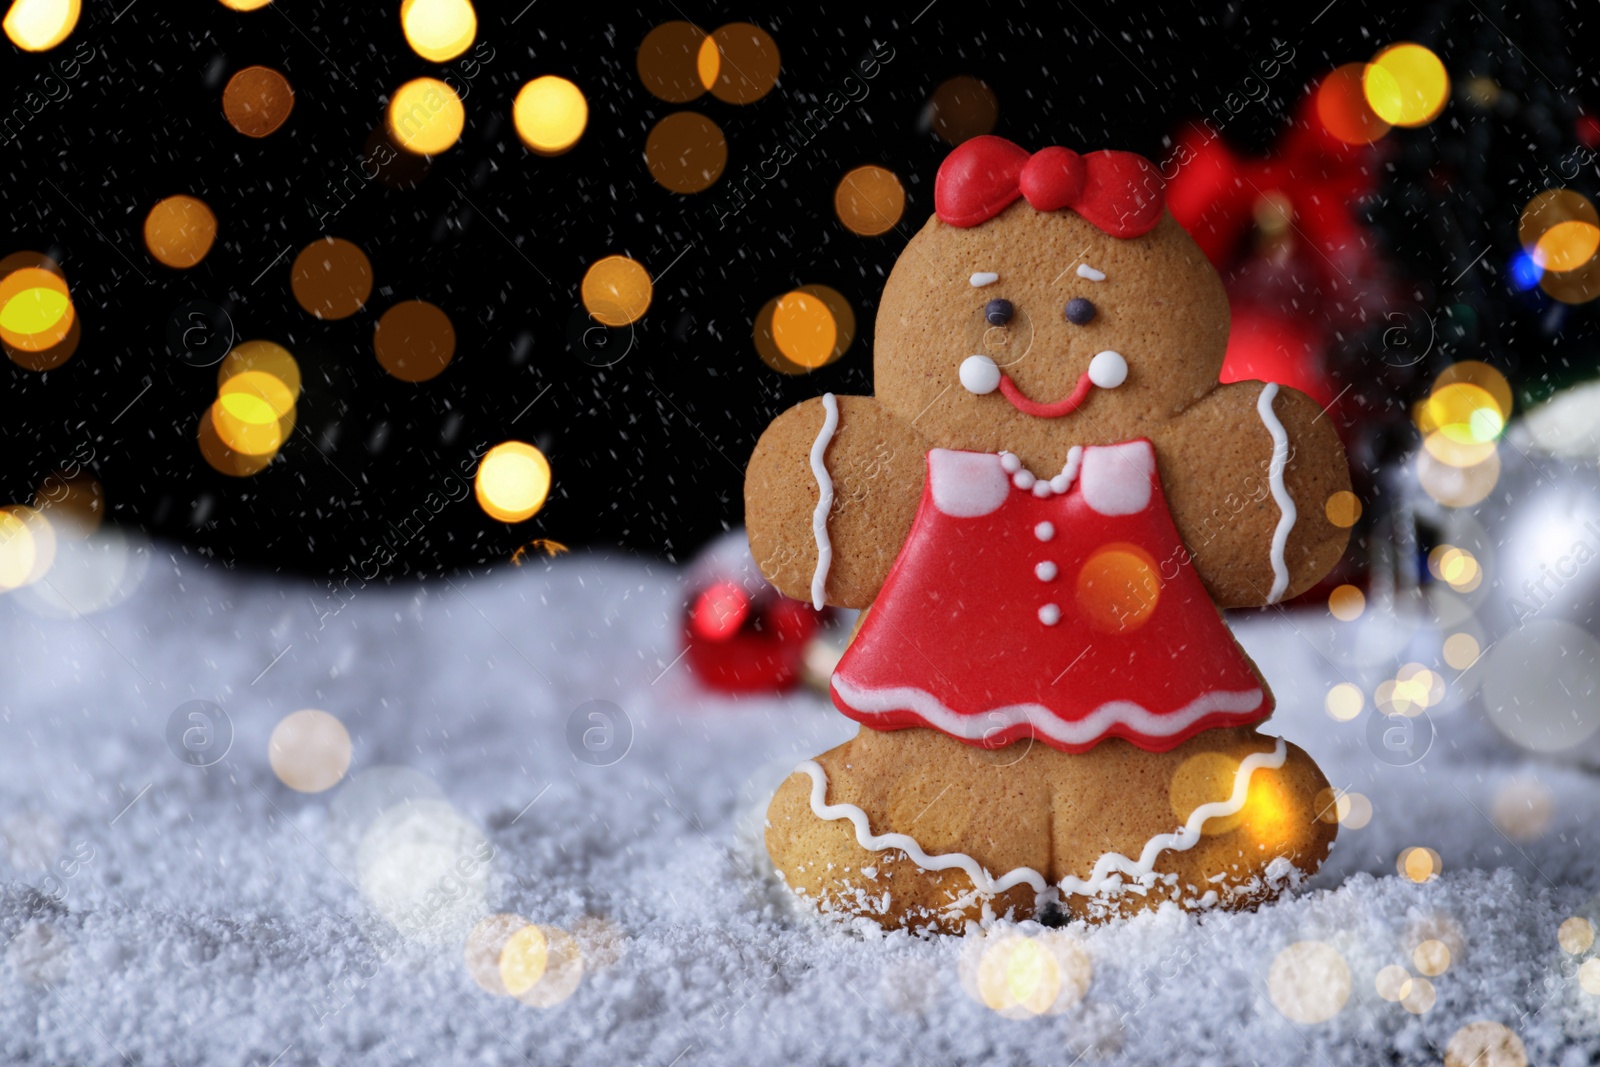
<box><xmin>1088</xmin><ymin>350</ymin><xmax>1127</xmax><ymax>388</ymax></box>
<box><xmin>959</xmin><ymin>354</ymin><xmax>1001</xmax><ymax>394</ymax></box>
<box><xmin>1064</xmin><ymin>298</ymin><xmax>1097</xmax><ymax>325</ymax></box>
<box><xmin>984</xmin><ymin>299</ymin><xmax>1014</xmax><ymax>326</ymax></box>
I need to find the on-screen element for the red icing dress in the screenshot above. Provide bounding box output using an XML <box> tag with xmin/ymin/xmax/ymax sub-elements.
<box><xmin>830</xmin><ymin>440</ymin><xmax>1269</xmax><ymax>753</ymax></box>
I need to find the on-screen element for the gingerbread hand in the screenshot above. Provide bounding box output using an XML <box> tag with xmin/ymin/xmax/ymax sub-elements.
<box><xmin>1153</xmin><ymin>381</ymin><xmax>1351</xmax><ymax>608</ymax></box>
<box><xmin>745</xmin><ymin>394</ymin><xmax>929</xmax><ymax>609</ymax></box>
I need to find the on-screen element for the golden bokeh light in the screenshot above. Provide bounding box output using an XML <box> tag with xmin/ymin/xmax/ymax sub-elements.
<box><xmin>291</xmin><ymin>237</ymin><xmax>373</xmax><ymax>320</ymax></box>
<box><xmin>1324</xmin><ymin>490</ymin><xmax>1361</xmax><ymax>528</ymax></box>
<box><xmin>1559</xmin><ymin>916</ymin><xmax>1595</xmax><ymax>955</ymax></box>
<box><xmin>1419</xmin><ymin>382</ymin><xmax>1505</xmax><ymax>445</ymax></box>
<box><xmin>1316</xmin><ymin>63</ymin><xmax>1390</xmax><ymax>145</ymax></box>
<box><xmin>1534</xmin><ymin>220</ymin><xmax>1600</xmax><ymax>273</ymax></box>
<box><xmin>218</xmin><ymin>0</ymin><xmax>272</xmax><ymax>8</ymax></box>
<box><xmin>513</xmin><ymin>76</ymin><xmax>587</xmax><ymax>156</ymax></box>
<box><xmin>388</xmin><ymin>77</ymin><xmax>465</xmax><ymax>155</ymax></box>
<box><xmin>400</xmin><ymin>0</ymin><xmax>475</xmax><ymax>63</ymax></box>
<box><xmin>1434</xmin><ymin>361</ymin><xmax>1512</xmax><ymax>420</ymax></box>
<box><xmin>512</xmin><ymin>925</ymin><xmax>585</xmax><ymax>1007</ymax></box>
<box><xmin>1520</xmin><ymin>193</ymin><xmax>1600</xmax><ymax>304</ymax></box>
<box><xmin>1490</xmin><ymin>778</ymin><xmax>1552</xmax><ymax>842</ymax></box>
<box><xmin>475</xmin><ymin>441</ymin><xmax>551</xmax><ymax>523</ymax></box>
<box><xmin>198</xmin><ymin>405</ymin><xmax>276</xmax><ymax>477</ymax></box>
<box><xmin>222</xmin><ymin>66</ymin><xmax>295</xmax><ymax>138</ymax></box>
<box><xmin>268</xmin><ymin>709</ymin><xmax>352</xmax><ymax>793</ymax></box>
<box><xmin>1413</xmin><ymin>939</ymin><xmax>1451</xmax><ymax>976</ymax></box>
<box><xmin>1169</xmin><ymin>751</ymin><xmax>1246</xmax><ymax>835</ymax></box>
<box><xmin>706</xmin><ymin>22</ymin><xmax>780</xmax><ymax>104</ymax></box>
<box><xmin>1582</xmin><ymin>958</ymin><xmax>1600</xmax><ymax>995</ymax></box>
<box><xmin>835</xmin><ymin>165</ymin><xmax>906</xmax><ymax>237</ymax></box>
<box><xmin>1313</xmin><ymin>787</ymin><xmax>1371</xmax><ymax>829</ymax></box>
<box><xmin>0</xmin><ymin>506</ymin><xmax>56</xmax><ymax>591</ymax></box>
<box><xmin>927</xmin><ymin>75</ymin><xmax>998</xmax><ymax>146</ymax></box>
<box><xmin>211</xmin><ymin>388</ymin><xmax>290</xmax><ymax>457</ymax></box>
<box><xmin>1401</xmin><ymin>975</ymin><xmax>1437</xmax><ymax>1014</ymax></box>
<box><xmin>1417</xmin><ymin>444</ymin><xmax>1499</xmax><ymax>507</ymax></box>
<box><xmin>3</xmin><ymin>0</ymin><xmax>80</xmax><ymax>51</ymax></box>
<box><xmin>0</xmin><ymin>266</ymin><xmax>74</xmax><ymax>353</ymax></box>
<box><xmin>1398</xmin><ymin>846</ymin><xmax>1442</xmax><ymax>883</ymax></box>
<box><xmin>1363</xmin><ymin>43</ymin><xmax>1449</xmax><ymax>127</ymax></box>
<box><xmin>1374</xmin><ymin>963</ymin><xmax>1412</xmax><ymax>1002</ymax></box>
<box><xmin>1267</xmin><ymin>941</ymin><xmax>1350</xmax><ymax>1024</ymax></box>
<box><xmin>1444</xmin><ymin>1021</ymin><xmax>1527</xmax><ymax>1067</ymax></box>
<box><xmin>1428</xmin><ymin>545</ymin><xmax>1482</xmax><ymax>592</ymax></box>
<box><xmin>1324</xmin><ymin>681</ymin><xmax>1364</xmax><ymax>721</ymax></box>
<box><xmin>1328</xmin><ymin>583</ymin><xmax>1365</xmax><ymax>622</ymax></box>
<box><xmin>1376</xmin><ymin>663</ymin><xmax>1443</xmax><ymax>717</ymax></box>
<box><xmin>1519</xmin><ymin>189</ymin><xmax>1598</xmax><ymax>257</ymax></box>
<box><xmin>374</xmin><ymin>300</ymin><xmax>456</xmax><ymax>382</ymax></box>
<box><xmin>1077</xmin><ymin>543</ymin><xmax>1162</xmax><ymax>633</ymax></box>
<box><xmin>637</xmin><ymin>21</ymin><xmax>715</xmax><ymax>103</ymax></box>
<box><xmin>1443</xmin><ymin>632</ymin><xmax>1480</xmax><ymax>670</ymax></box>
<box><xmin>753</xmin><ymin>285</ymin><xmax>856</xmax><ymax>374</ymax></box>
<box><xmin>644</xmin><ymin>112</ymin><xmax>727</xmax><ymax>194</ymax></box>
<box><xmin>219</xmin><ymin>339</ymin><xmax>301</xmax><ymax>399</ymax></box>
<box><xmin>498</xmin><ymin>924</ymin><xmax>548</xmax><ymax>997</ymax></box>
<box><xmin>1541</xmin><ymin>253</ymin><xmax>1600</xmax><ymax>305</ymax></box>
<box><xmin>144</xmin><ymin>195</ymin><xmax>218</xmax><ymax>269</ymax></box>
<box><xmin>971</xmin><ymin>931</ymin><xmax>1091</xmax><ymax>1018</ymax></box>
<box><xmin>465</xmin><ymin>913</ymin><xmax>532</xmax><ymax>996</ymax></box>
<box><xmin>581</xmin><ymin>255</ymin><xmax>652</xmax><ymax>327</ymax></box>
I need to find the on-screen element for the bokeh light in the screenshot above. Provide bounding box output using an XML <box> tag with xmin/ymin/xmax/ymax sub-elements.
<box><xmin>1444</xmin><ymin>1022</ymin><xmax>1527</xmax><ymax>1067</ymax></box>
<box><xmin>1324</xmin><ymin>490</ymin><xmax>1361</xmax><ymax>528</ymax></box>
<box><xmin>1413</xmin><ymin>939</ymin><xmax>1451</xmax><ymax>976</ymax></box>
<box><xmin>198</xmin><ymin>406</ymin><xmax>276</xmax><ymax>477</ymax></box>
<box><xmin>1482</xmin><ymin>620</ymin><xmax>1600</xmax><ymax>753</ymax></box>
<box><xmin>753</xmin><ymin>285</ymin><xmax>856</xmax><ymax>374</ymax></box>
<box><xmin>1535</xmin><ymin>220</ymin><xmax>1600</xmax><ymax>273</ymax></box>
<box><xmin>1519</xmin><ymin>189</ymin><xmax>1598</xmax><ymax>257</ymax></box>
<box><xmin>967</xmin><ymin>930</ymin><xmax>1092</xmax><ymax>1018</ymax></box>
<box><xmin>1490</xmin><ymin>778</ymin><xmax>1552</xmax><ymax>842</ymax></box>
<box><xmin>0</xmin><ymin>266</ymin><xmax>74</xmax><ymax>353</ymax></box>
<box><xmin>465</xmin><ymin>913</ymin><xmax>531</xmax><ymax>996</ymax></box>
<box><xmin>374</xmin><ymin>300</ymin><xmax>456</xmax><ymax>382</ymax></box>
<box><xmin>1324</xmin><ymin>681</ymin><xmax>1364</xmax><ymax>721</ymax></box>
<box><xmin>1316</xmin><ymin>63</ymin><xmax>1390</xmax><ymax>145</ymax></box>
<box><xmin>1363</xmin><ymin>43</ymin><xmax>1449</xmax><ymax>127</ymax></box>
<box><xmin>705</xmin><ymin>23</ymin><xmax>780</xmax><ymax>104</ymax></box>
<box><xmin>927</xmin><ymin>75</ymin><xmax>998</xmax><ymax>145</ymax></box>
<box><xmin>3</xmin><ymin>0</ymin><xmax>80</xmax><ymax>51</ymax></box>
<box><xmin>1376</xmin><ymin>662</ymin><xmax>1444</xmax><ymax>716</ymax></box>
<box><xmin>217</xmin><ymin>0</ymin><xmax>273</xmax><ymax>9</ymax></box>
<box><xmin>513</xmin><ymin>76</ymin><xmax>587</xmax><ymax>156</ymax></box>
<box><xmin>511</xmin><ymin>924</ymin><xmax>585</xmax><ymax>1007</ymax></box>
<box><xmin>357</xmin><ymin>797</ymin><xmax>490</xmax><ymax>947</ymax></box>
<box><xmin>835</xmin><ymin>165</ymin><xmax>906</xmax><ymax>236</ymax></box>
<box><xmin>1509</xmin><ymin>250</ymin><xmax>1543</xmax><ymax>290</ymax></box>
<box><xmin>1314</xmin><ymin>786</ymin><xmax>1372</xmax><ymax>829</ymax></box>
<box><xmin>1328</xmin><ymin>584</ymin><xmax>1364</xmax><ymax>622</ymax></box>
<box><xmin>388</xmin><ymin>77</ymin><xmax>465</xmax><ymax>155</ymax></box>
<box><xmin>1417</xmin><ymin>445</ymin><xmax>1499</xmax><ymax>508</ymax></box>
<box><xmin>1397</xmin><ymin>846</ymin><xmax>1442</xmax><ymax>883</ymax></box>
<box><xmin>1559</xmin><ymin>916</ymin><xmax>1595</xmax><ymax>955</ymax></box>
<box><xmin>1442</xmin><ymin>632</ymin><xmax>1480</xmax><ymax>670</ymax></box>
<box><xmin>1375</xmin><ymin>964</ymin><xmax>1411</xmax><ymax>1002</ymax></box>
<box><xmin>580</xmin><ymin>255</ymin><xmax>652</xmax><ymax>327</ymax></box>
<box><xmin>1428</xmin><ymin>545</ymin><xmax>1482</xmax><ymax>592</ymax></box>
<box><xmin>144</xmin><ymin>195</ymin><xmax>218</xmax><ymax>269</ymax></box>
<box><xmin>1401</xmin><ymin>975</ymin><xmax>1437</xmax><ymax>1013</ymax></box>
<box><xmin>475</xmin><ymin>441</ymin><xmax>552</xmax><ymax>523</ymax></box>
<box><xmin>637</xmin><ymin>21</ymin><xmax>715</xmax><ymax>102</ymax></box>
<box><xmin>400</xmin><ymin>0</ymin><xmax>475</xmax><ymax>63</ymax></box>
<box><xmin>0</xmin><ymin>506</ymin><xmax>56</xmax><ymax>591</ymax></box>
<box><xmin>268</xmin><ymin>709</ymin><xmax>353</xmax><ymax>792</ymax></box>
<box><xmin>1582</xmin><ymin>959</ymin><xmax>1600</xmax><ymax>995</ymax></box>
<box><xmin>222</xmin><ymin>66</ymin><xmax>295</xmax><ymax>138</ymax></box>
<box><xmin>1267</xmin><ymin>941</ymin><xmax>1350</xmax><ymax>1024</ymax></box>
<box><xmin>1169</xmin><ymin>751</ymin><xmax>1247</xmax><ymax>835</ymax></box>
<box><xmin>499</xmin><ymin>924</ymin><xmax>548</xmax><ymax>996</ymax></box>
<box><xmin>644</xmin><ymin>112</ymin><xmax>727</xmax><ymax>193</ymax></box>
<box><xmin>291</xmin><ymin>237</ymin><xmax>373</xmax><ymax>320</ymax></box>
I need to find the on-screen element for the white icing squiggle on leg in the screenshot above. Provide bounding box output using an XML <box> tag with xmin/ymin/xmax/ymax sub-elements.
<box><xmin>809</xmin><ymin>393</ymin><xmax>840</xmax><ymax>610</ymax></box>
<box><xmin>1256</xmin><ymin>383</ymin><xmax>1296</xmax><ymax>604</ymax></box>
<box><xmin>795</xmin><ymin>737</ymin><xmax>1288</xmax><ymax>899</ymax></box>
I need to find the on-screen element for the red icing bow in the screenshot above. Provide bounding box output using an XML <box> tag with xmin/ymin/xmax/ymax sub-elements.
<box><xmin>934</xmin><ymin>135</ymin><xmax>1166</xmax><ymax>237</ymax></box>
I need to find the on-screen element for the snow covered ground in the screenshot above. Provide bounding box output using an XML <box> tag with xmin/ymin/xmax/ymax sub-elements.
<box><xmin>2</xmin><ymin>542</ymin><xmax>1598</xmax><ymax>1066</ymax></box>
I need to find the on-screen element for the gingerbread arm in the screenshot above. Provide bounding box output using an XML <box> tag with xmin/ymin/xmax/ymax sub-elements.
<box><xmin>745</xmin><ymin>395</ymin><xmax>929</xmax><ymax>609</ymax></box>
<box><xmin>1150</xmin><ymin>380</ymin><xmax>1351</xmax><ymax>609</ymax></box>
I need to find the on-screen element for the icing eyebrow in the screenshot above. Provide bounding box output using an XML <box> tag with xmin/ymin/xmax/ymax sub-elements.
<box><xmin>1077</xmin><ymin>264</ymin><xmax>1106</xmax><ymax>281</ymax></box>
<box><xmin>969</xmin><ymin>271</ymin><xmax>999</xmax><ymax>287</ymax></box>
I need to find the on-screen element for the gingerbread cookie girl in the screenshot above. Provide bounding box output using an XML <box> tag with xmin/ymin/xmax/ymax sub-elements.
<box><xmin>747</xmin><ymin>136</ymin><xmax>1350</xmax><ymax>932</ymax></box>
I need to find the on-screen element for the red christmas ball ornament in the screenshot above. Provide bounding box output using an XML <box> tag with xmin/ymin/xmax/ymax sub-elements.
<box><xmin>682</xmin><ymin>532</ymin><xmax>827</xmax><ymax>693</ymax></box>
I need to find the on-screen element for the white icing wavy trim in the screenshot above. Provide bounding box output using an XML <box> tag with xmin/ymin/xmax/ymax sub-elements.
<box><xmin>809</xmin><ymin>393</ymin><xmax>840</xmax><ymax>611</ymax></box>
<box><xmin>1256</xmin><ymin>383</ymin><xmax>1297</xmax><ymax>604</ymax></box>
<box><xmin>796</xmin><ymin>737</ymin><xmax>1287</xmax><ymax>898</ymax></box>
<box><xmin>830</xmin><ymin>675</ymin><xmax>1264</xmax><ymax>747</ymax></box>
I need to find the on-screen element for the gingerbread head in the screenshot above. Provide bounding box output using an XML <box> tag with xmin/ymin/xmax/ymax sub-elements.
<box><xmin>747</xmin><ymin>137</ymin><xmax>1350</xmax><ymax>931</ymax></box>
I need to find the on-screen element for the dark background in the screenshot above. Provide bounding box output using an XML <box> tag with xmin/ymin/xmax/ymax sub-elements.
<box><xmin>2</xmin><ymin>0</ymin><xmax>1591</xmax><ymax>577</ymax></box>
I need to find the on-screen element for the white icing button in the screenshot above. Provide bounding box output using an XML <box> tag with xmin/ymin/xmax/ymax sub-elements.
<box><xmin>1088</xmin><ymin>350</ymin><xmax>1128</xmax><ymax>389</ymax></box>
<box><xmin>959</xmin><ymin>354</ymin><xmax>1001</xmax><ymax>395</ymax></box>
<box><xmin>999</xmin><ymin>451</ymin><xmax>1022</xmax><ymax>474</ymax></box>
<box><xmin>1034</xmin><ymin>521</ymin><xmax>1055</xmax><ymax>542</ymax></box>
<box><xmin>1077</xmin><ymin>264</ymin><xmax>1106</xmax><ymax>281</ymax></box>
<box><xmin>1038</xmin><ymin>603</ymin><xmax>1061</xmax><ymax>626</ymax></box>
<box><xmin>1013</xmin><ymin>470</ymin><xmax>1036</xmax><ymax>491</ymax></box>
<box><xmin>1035</xmin><ymin>561</ymin><xmax>1058</xmax><ymax>581</ymax></box>
<box><xmin>1049</xmin><ymin>474</ymin><xmax>1071</xmax><ymax>494</ymax></box>
<box><xmin>969</xmin><ymin>271</ymin><xmax>999</xmax><ymax>287</ymax></box>
<box><xmin>1032</xmin><ymin>481</ymin><xmax>1052</xmax><ymax>498</ymax></box>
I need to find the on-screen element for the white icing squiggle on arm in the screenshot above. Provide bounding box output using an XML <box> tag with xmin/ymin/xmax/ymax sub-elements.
<box><xmin>809</xmin><ymin>393</ymin><xmax>840</xmax><ymax>610</ymax></box>
<box><xmin>1256</xmin><ymin>383</ymin><xmax>1296</xmax><ymax>604</ymax></box>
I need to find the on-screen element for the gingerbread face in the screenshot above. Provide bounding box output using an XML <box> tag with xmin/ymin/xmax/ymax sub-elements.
<box><xmin>874</xmin><ymin>203</ymin><xmax>1230</xmax><ymax>475</ymax></box>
